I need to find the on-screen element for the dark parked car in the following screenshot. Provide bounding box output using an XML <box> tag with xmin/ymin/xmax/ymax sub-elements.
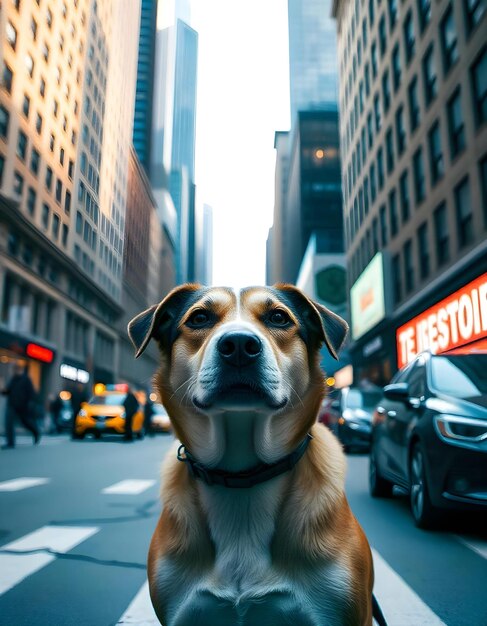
<box><xmin>327</xmin><ymin>386</ymin><xmax>383</xmax><ymax>452</ymax></box>
<box><xmin>369</xmin><ymin>350</ymin><xmax>487</xmax><ymax>528</ymax></box>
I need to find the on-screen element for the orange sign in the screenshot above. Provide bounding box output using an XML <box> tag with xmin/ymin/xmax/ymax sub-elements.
<box><xmin>396</xmin><ymin>273</ymin><xmax>487</xmax><ymax>368</ymax></box>
<box><xmin>26</xmin><ymin>342</ymin><xmax>54</xmax><ymax>363</ymax></box>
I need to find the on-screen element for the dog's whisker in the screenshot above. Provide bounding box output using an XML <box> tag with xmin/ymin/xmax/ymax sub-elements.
<box><xmin>168</xmin><ymin>374</ymin><xmax>198</xmax><ymax>401</ymax></box>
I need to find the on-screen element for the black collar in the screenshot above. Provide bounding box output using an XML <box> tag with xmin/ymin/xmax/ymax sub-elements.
<box><xmin>176</xmin><ymin>433</ymin><xmax>313</xmax><ymax>488</ymax></box>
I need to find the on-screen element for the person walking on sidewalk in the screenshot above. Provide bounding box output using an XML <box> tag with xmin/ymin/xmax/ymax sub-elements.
<box><xmin>2</xmin><ymin>363</ymin><xmax>40</xmax><ymax>449</ymax></box>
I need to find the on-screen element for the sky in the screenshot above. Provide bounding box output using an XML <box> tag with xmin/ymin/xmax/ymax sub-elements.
<box><xmin>190</xmin><ymin>0</ymin><xmax>291</xmax><ymax>287</ymax></box>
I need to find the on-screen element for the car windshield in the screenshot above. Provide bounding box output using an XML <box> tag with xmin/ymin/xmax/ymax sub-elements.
<box><xmin>89</xmin><ymin>393</ymin><xmax>126</xmax><ymax>406</ymax></box>
<box><xmin>430</xmin><ymin>354</ymin><xmax>487</xmax><ymax>399</ymax></box>
<box><xmin>345</xmin><ymin>389</ymin><xmax>382</xmax><ymax>409</ymax></box>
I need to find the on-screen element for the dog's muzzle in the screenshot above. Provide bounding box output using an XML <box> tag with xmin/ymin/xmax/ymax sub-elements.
<box><xmin>217</xmin><ymin>330</ymin><xmax>262</xmax><ymax>367</ymax></box>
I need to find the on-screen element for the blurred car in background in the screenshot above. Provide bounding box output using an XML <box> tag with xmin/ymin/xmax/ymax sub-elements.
<box><xmin>369</xmin><ymin>350</ymin><xmax>487</xmax><ymax>528</ymax></box>
<box><xmin>317</xmin><ymin>394</ymin><xmax>338</xmax><ymax>429</ymax></box>
<box><xmin>326</xmin><ymin>386</ymin><xmax>383</xmax><ymax>452</ymax></box>
<box><xmin>150</xmin><ymin>403</ymin><xmax>172</xmax><ymax>433</ymax></box>
<box><xmin>73</xmin><ymin>384</ymin><xmax>144</xmax><ymax>439</ymax></box>
<box><xmin>56</xmin><ymin>395</ymin><xmax>74</xmax><ymax>431</ymax></box>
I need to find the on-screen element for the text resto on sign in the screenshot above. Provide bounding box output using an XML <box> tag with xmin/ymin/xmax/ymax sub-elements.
<box><xmin>396</xmin><ymin>273</ymin><xmax>487</xmax><ymax>368</ymax></box>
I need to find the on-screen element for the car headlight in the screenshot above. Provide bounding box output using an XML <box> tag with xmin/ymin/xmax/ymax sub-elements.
<box><xmin>434</xmin><ymin>415</ymin><xmax>487</xmax><ymax>449</ymax></box>
<box><xmin>78</xmin><ymin>409</ymin><xmax>87</xmax><ymax>417</ymax></box>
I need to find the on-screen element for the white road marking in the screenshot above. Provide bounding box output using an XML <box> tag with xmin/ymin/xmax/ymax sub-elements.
<box><xmin>455</xmin><ymin>535</ymin><xmax>487</xmax><ymax>560</ymax></box>
<box><xmin>372</xmin><ymin>548</ymin><xmax>447</xmax><ymax>626</ymax></box>
<box><xmin>117</xmin><ymin>580</ymin><xmax>159</xmax><ymax>624</ymax></box>
<box><xmin>102</xmin><ymin>479</ymin><xmax>156</xmax><ymax>495</ymax></box>
<box><xmin>0</xmin><ymin>525</ymin><xmax>99</xmax><ymax>595</ymax></box>
<box><xmin>0</xmin><ymin>478</ymin><xmax>50</xmax><ymax>492</ymax></box>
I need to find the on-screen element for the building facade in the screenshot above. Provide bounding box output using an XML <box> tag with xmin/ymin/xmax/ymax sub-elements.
<box><xmin>288</xmin><ymin>0</ymin><xmax>339</xmax><ymax>125</ymax></box>
<box><xmin>333</xmin><ymin>0</ymin><xmax>487</xmax><ymax>385</ymax></box>
<box><xmin>0</xmin><ymin>0</ymin><xmax>140</xmax><ymax>413</ymax></box>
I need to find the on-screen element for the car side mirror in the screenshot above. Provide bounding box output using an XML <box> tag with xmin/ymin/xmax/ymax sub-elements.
<box><xmin>383</xmin><ymin>382</ymin><xmax>409</xmax><ymax>402</ymax></box>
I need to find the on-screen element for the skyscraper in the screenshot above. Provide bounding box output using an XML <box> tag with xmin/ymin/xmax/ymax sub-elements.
<box><xmin>288</xmin><ymin>0</ymin><xmax>339</xmax><ymax>125</ymax></box>
<box><xmin>133</xmin><ymin>0</ymin><xmax>158</xmax><ymax>175</ymax></box>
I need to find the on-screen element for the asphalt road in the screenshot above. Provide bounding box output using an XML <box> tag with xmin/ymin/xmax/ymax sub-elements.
<box><xmin>0</xmin><ymin>431</ymin><xmax>486</xmax><ymax>626</ymax></box>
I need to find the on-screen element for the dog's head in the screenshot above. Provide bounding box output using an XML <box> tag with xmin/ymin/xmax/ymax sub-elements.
<box><xmin>129</xmin><ymin>284</ymin><xmax>348</xmax><ymax>465</ymax></box>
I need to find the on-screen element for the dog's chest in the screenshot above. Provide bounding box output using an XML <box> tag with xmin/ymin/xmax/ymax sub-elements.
<box><xmin>198</xmin><ymin>480</ymin><xmax>283</xmax><ymax>590</ymax></box>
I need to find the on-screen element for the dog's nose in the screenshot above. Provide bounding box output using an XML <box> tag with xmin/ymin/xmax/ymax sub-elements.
<box><xmin>217</xmin><ymin>331</ymin><xmax>262</xmax><ymax>367</ymax></box>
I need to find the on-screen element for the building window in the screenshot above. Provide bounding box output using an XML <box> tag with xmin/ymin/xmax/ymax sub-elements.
<box><xmin>31</xmin><ymin>18</ymin><xmax>38</xmax><ymax>40</ymax></box>
<box><xmin>17</xmin><ymin>130</ymin><xmax>27</xmax><ymax>160</ymax></box>
<box><xmin>403</xmin><ymin>239</ymin><xmax>414</xmax><ymax>293</ymax></box>
<box><xmin>68</xmin><ymin>159</ymin><xmax>74</xmax><ymax>179</ymax></box>
<box><xmin>377</xmin><ymin>147</ymin><xmax>385</xmax><ymax>190</ymax></box>
<box><xmin>55</xmin><ymin>179</ymin><xmax>62</xmax><ymax>203</ymax></box>
<box><xmin>0</xmin><ymin>105</ymin><xmax>9</xmax><ymax>138</ymax></box>
<box><xmin>42</xmin><ymin>203</ymin><xmax>50</xmax><ymax>229</ymax></box>
<box><xmin>13</xmin><ymin>172</ymin><xmax>24</xmax><ymax>196</ymax></box>
<box><xmin>76</xmin><ymin>211</ymin><xmax>83</xmax><ymax>234</ymax></box>
<box><xmin>6</xmin><ymin>21</ymin><xmax>17</xmax><ymax>50</ymax></box>
<box><xmin>382</xmin><ymin>70</ymin><xmax>391</xmax><ymax>113</ymax></box>
<box><xmin>49</xmin><ymin>134</ymin><xmax>55</xmax><ymax>152</ymax></box>
<box><xmin>423</xmin><ymin>45</ymin><xmax>438</xmax><ymax>106</ymax></box>
<box><xmin>417</xmin><ymin>222</ymin><xmax>430</xmax><ymax>279</ymax></box>
<box><xmin>53</xmin><ymin>99</ymin><xmax>59</xmax><ymax>118</ymax></box>
<box><xmin>392</xmin><ymin>44</ymin><xmax>401</xmax><ymax>92</ymax></box>
<box><xmin>39</xmin><ymin>77</ymin><xmax>46</xmax><ymax>98</ymax></box>
<box><xmin>463</xmin><ymin>0</ymin><xmax>485</xmax><ymax>34</ymax></box>
<box><xmin>388</xmin><ymin>0</ymin><xmax>398</xmax><ymax>30</ymax></box>
<box><xmin>408</xmin><ymin>77</ymin><xmax>420</xmax><ymax>132</ymax></box>
<box><xmin>27</xmin><ymin>187</ymin><xmax>36</xmax><ymax>216</ymax></box>
<box><xmin>455</xmin><ymin>177</ymin><xmax>473</xmax><ymax>248</ymax></box>
<box><xmin>471</xmin><ymin>48</ymin><xmax>487</xmax><ymax>127</ymax></box>
<box><xmin>25</xmin><ymin>54</ymin><xmax>34</xmax><ymax>78</ymax></box>
<box><xmin>52</xmin><ymin>214</ymin><xmax>60</xmax><ymax>239</ymax></box>
<box><xmin>389</xmin><ymin>189</ymin><xmax>398</xmax><ymax>237</ymax></box>
<box><xmin>62</xmin><ymin>224</ymin><xmax>68</xmax><ymax>247</ymax></box>
<box><xmin>2</xmin><ymin>63</ymin><xmax>14</xmax><ymax>93</ymax></box>
<box><xmin>370</xmin><ymin>163</ymin><xmax>377</xmax><ymax>201</ymax></box>
<box><xmin>447</xmin><ymin>88</ymin><xmax>466</xmax><ymax>158</ymax></box>
<box><xmin>434</xmin><ymin>202</ymin><xmax>449</xmax><ymax>266</ymax></box>
<box><xmin>60</xmin><ymin>147</ymin><xmax>65</xmax><ymax>166</ymax></box>
<box><xmin>65</xmin><ymin>190</ymin><xmax>71</xmax><ymax>215</ymax></box>
<box><xmin>392</xmin><ymin>253</ymin><xmax>402</xmax><ymax>305</ymax></box>
<box><xmin>413</xmin><ymin>147</ymin><xmax>426</xmax><ymax>204</ymax></box>
<box><xmin>371</xmin><ymin>41</ymin><xmax>378</xmax><ymax>78</ymax></box>
<box><xmin>22</xmin><ymin>94</ymin><xmax>30</xmax><ymax>118</ymax></box>
<box><xmin>404</xmin><ymin>10</ymin><xmax>415</xmax><ymax>64</ymax></box>
<box><xmin>367</xmin><ymin>112</ymin><xmax>374</xmax><ymax>149</ymax></box>
<box><xmin>45</xmin><ymin>166</ymin><xmax>53</xmax><ymax>190</ymax></box>
<box><xmin>379</xmin><ymin>15</ymin><xmax>387</xmax><ymax>56</ymax></box>
<box><xmin>42</xmin><ymin>42</ymin><xmax>50</xmax><ymax>62</ymax></box>
<box><xmin>396</xmin><ymin>106</ymin><xmax>406</xmax><ymax>156</ymax></box>
<box><xmin>365</xmin><ymin>63</ymin><xmax>371</xmax><ymax>97</ymax></box>
<box><xmin>374</xmin><ymin>94</ymin><xmax>382</xmax><ymax>132</ymax></box>
<box><xmin>399</xmin><ymin>170</ymin><xmax>411</xmax><ymax>222</ymax></box>
<box><xmin>35</xmin><ymin>113</ymin><xmax>43</xmax><ymax>134</ymax></box>
<box><xmin>30</xmin><ymin>148</ymin><xmax>40</xmax><ymax>176</ymax></box>
<box><xmin>46</xmin><ymin>8</ymin><xmax>53</xmax><ymax>28</ymax></box>
<box><xmin>418</xmin><ymin>0</ymin><xmax>432</xmax><ymax>32</ymax></box>
<box><xmin>441</xmin><ymin>6</ymin><xmax>459</xmax><ymax>74</ymax></box>
<box><xmin>378</xmin><ymin>204</ymin><xmax>387</xmax><ymax>246</ymax></box>
<box><xmin>386</xmin><ymin>128</ymin><xmax>395</xmax><ymax>174</ymax></box>
<box><xmin>428</xmin><ymin>121</ymin><xmax>444</xmax><ymax>185</ymax></box>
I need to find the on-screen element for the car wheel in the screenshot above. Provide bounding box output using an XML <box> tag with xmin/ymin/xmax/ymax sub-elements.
<box><xmin>369</xmin><ymin>449</ymin><xmax>393</xmax><ymax>497</ymax></box>
<box><xmin>72</xmin><ymin>431</ymin><xmax>84</xmax><ymax>440</ymax></box>
<box><xmin>409</xmin><ymin>443</ymin><xmax>440</xmax><ymax>529</ymax></box>
<box><xmin>93</xmin><ymin>431</ymin><xmax>101</xmax><ymax>440</ymax></box>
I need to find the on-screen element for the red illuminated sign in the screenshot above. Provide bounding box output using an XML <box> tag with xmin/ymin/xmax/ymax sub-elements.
<box><xmin>396</xmin><ymin>273</ymin><xmax>487</xmax><ymax>368</ymax></box>
<box><xmin>26</xmin><ymin>343</ymin><xmax>54</xmax><ymax>363</ymax></box>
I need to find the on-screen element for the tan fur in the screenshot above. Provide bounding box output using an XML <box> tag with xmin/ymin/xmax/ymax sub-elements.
<box><xmin>133</xmin><ymin>285</ymin><xmax>374</xmax><ymax>625</ymax></box>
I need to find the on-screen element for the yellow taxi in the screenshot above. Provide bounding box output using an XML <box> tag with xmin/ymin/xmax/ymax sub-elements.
<box><xmin>73</xmin><ymin>384</ymin><xmax>145</xmax><ymax>439</ymax></box>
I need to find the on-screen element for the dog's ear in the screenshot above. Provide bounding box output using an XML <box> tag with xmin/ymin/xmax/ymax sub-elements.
<box><xmin>274</xmin><ymin>284</ymin><xmax>348</xmax><ymax>360</ymax></box>
<box><xmin>128</xmin><ymin>283</ymin><xmax>202</xmax><ymax>358</ymax></box>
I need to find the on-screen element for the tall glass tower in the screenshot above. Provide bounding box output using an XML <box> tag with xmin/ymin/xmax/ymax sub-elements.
<box><xmin>288</xmin><ymin>0</ymin><xmax>338</xmax><ymax>125</ymax></box>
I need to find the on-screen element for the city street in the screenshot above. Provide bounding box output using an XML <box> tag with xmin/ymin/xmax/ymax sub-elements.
<box><xmin>0</xmin><ymin>432</ymin><xmax>486</xmax><ymax>626</ymax></box>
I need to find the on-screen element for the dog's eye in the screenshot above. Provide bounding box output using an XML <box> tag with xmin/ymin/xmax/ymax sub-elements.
<box><xmin>186</xmin><ymin>309</ymin><xmax>211</xmax><ymax>328</ymax></box>
<box><xmin>268</xmin><ymin>310</ymin><xmax>292</xmax><ymax>327</ymax></box>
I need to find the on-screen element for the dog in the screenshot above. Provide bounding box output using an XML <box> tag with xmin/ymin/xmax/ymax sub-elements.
<box><xmin>129</xmin><ymin>283</ymin><xmax>376</xmax><ymax>626</ymax></box>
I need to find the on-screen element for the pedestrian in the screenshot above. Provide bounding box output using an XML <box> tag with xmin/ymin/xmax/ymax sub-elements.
<box><xmin>70</xmin><ymin>383</ymin><xmax>89</xmax><ymax>438</ymax></box>
<box><xmin>2</xmin><ymin>363</ymin><xmax>40</xmax><ymax>449</ymax></box>
<box><xmin>49</xmin><ymin>393</ymin><xmax>63</xmax><ymax>434</ymax></box>
<box><xmin>123</xmin><ymin>386</ymin><xmax>139</xmax><ymax>442</ymax></box>
<box><xmin>143</xmin><ymin>394</ymin><xmax>154</xmax><ymax>437</ymax></box>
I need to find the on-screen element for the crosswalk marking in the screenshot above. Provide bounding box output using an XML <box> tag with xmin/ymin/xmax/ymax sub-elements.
<box><xmin>0</xmin><ymin>525</ymin><xmax>99</xmax><ymax>596</ymax></box>
<box><xmin>102</xmin><ymin>479</ymin><xmax>156</xmax><ymax>495</ymax></box>
<box><xmin>117</xmin><ymin>581</ymin><xmax>159</xmax><ymax>624</ymax></box>
<box><xmin>372</xmin><ymin>549</ymin><xmax>447</xmax><ymax>625</ymax></box>
<box><xmin>455</xmin><ymin>535</ymin><xmax>487</xmax><ymax>560</ymax></box>
<box><xmin>0</xmin><ymin>478</ymin><xmax>50</xmax><ymax>492</ymax></box>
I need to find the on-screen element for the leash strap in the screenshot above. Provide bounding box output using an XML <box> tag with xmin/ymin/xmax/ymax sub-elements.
<box><xmin>372</xmin><ymin>593</ymin><xmax>388</xmax><ymax>626</ymax></box>
<box><xmin>177</xmin><ymin>433</ymin><xmax>313</xmax><ymax>488</ymax></box>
